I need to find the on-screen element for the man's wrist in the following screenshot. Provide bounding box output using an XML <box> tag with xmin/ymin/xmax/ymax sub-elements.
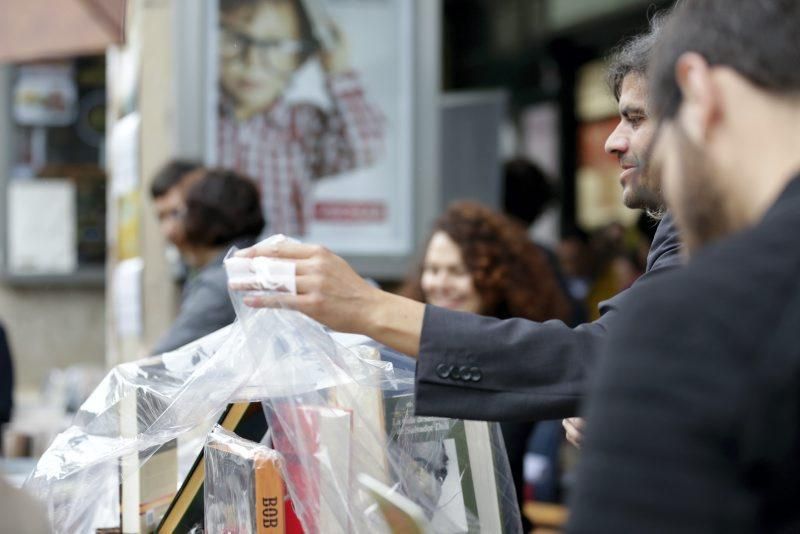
<box><xmin>362</xmin><ymin>290</ymin><xmax>424</xmax><ymax>358</ymax></box>
<box><xmin>361</xmin><ymin>287</ymin><xmax>396</xmax><ymax>338</ymax></box>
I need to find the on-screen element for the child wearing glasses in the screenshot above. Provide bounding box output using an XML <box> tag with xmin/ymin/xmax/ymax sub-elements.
<box><xmin>217</xmin><ymin>0</ymin><xmax>385</xmax><ymax>236</ymax></box>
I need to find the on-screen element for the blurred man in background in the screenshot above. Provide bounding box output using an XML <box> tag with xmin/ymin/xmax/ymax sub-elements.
<box><xmin>151</xmin><ymin>168</ymin><xmax>265</xmax><ymax>354</ymax></box>
<box><xmin>150</xmin><ymin>160</ymin><xmax>203</xmax><ymax>272</ymax></box>
<box><xmin>569</xmin><ymin>1</ymin><xmax>800</xmax><ymax>531</ymax></box>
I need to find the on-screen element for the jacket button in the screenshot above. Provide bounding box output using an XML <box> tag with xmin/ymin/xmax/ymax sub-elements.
<box><xmin>435</xmin><ymin>363</ymin><xmax>451</xmax><ymax>379</ymax></box>
<box><xmin>458</xmin><ymin>366</ymin><xmax>471</xmax><ymax>381</ymax></box>
<box><xmin>470</xmin><ymin>367</ymin><xmax>482</xmax><ymax>382</ymax></box>
<box><xmin>450</xmin><ymin>366</ymin><xmax>461</xmax><ymax>380</ymax></box>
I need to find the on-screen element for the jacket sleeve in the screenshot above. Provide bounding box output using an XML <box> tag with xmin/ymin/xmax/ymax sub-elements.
<box><xmin>414</xmin><ymin>303</ymin><xmax>614</xmax><ymax>422</ymax></box>
<box><xmin>413</xmin><ymin>242</ymin><xmax>684</xmax><ymax>422</ymax></box>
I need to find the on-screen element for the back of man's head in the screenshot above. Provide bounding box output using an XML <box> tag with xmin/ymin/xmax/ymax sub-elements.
<box><xmin>150</xmin><ymin>160</ymin><xmax>202</xmax><ymax>199</ymax></box>
<box><xmin>184</xmin><ymin>168</ymin><xmax>265</xmax><ymax>247</ymax></box>
<box><xmin>650</xmin><ymin>0</ymin><xmax>800</xmax><ymax>120</ymax></box>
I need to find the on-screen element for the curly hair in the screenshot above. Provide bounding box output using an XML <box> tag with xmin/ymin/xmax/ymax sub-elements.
<box><xmin>605</xmin><ymin>10</ymin><xmax>668</xmax><ymax>101</ymax></box>
<box><xmin>184</xmin><ymin>168</ymin><xmax>265</xmax><ymax>247</ymax></box>
<box><xmin>401</xmin><ymin>201</ymin><xmax>571</xmax><ymax>323</ymax></box>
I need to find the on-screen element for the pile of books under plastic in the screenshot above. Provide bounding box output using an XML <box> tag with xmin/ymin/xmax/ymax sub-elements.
<box><xmin>23</xmin><ymin>252</ymin><xmax>521</xmax><ymax>533</ymax></box>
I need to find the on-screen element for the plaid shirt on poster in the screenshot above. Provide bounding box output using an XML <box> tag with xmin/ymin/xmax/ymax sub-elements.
<box><xmin>217</xmin><ymin>70</ymin><xmax>386</xmax><ymax>236</ymax></box>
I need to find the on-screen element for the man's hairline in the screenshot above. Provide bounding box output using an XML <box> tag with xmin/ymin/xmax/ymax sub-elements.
<box><xmin>615</xmin><ymin>71</ymin><xmax>647</xmax><ymax>101</ymax></box>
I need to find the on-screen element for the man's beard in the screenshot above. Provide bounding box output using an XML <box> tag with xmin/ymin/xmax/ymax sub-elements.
<box><xmin>671</xmin><ymin>125</ymin><xmax>737</xmax><ymax>255</ymax></box>
<box><xmin>623</xmin><ymin>176</ymin><xmax>664</xmax><ymax>215</ymax></box>
<box><xmin>629</xmin><ymin>134</ymin><xmax>666</xmax><ymax>218</ymax></box>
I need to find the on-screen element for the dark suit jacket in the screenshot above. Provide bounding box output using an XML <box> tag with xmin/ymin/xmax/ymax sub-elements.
<box><xmin>0</xmin><ymin>323</ymin><xmax>12</xmax><ymax>427</ymax></box>
<box><xmin>568</xmin><ymin>177</ymin><xmax>800</xmax><ymax>533</ymax></box>
<box><xmin>414</xmin><ymin>214</ymin><xmax>683</xmax><ymax>421</ymax></box>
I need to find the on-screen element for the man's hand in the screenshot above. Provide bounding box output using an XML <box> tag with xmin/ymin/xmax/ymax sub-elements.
<box><xmin>233</xmin><ymin>240</ymin><xmax>425</xmax><ymax>356</ymax></box>
<box><xmin>563</xmin><ymin>417</ymin><xmax>585</xmax><ymax>448</ymax></box>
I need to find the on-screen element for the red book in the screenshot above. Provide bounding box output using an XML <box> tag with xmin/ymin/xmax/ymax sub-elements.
<box><xmin>271</xmin><ymin>405</ymin><xmax>352</xmax><ymax>534</ymax></box>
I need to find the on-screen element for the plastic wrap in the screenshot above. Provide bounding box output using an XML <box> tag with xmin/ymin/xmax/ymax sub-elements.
<box><xmin>24</xmin><ymin>324</ymin><xmax>252</xmax><ymax>533</ymax></box>
<box><xmin>24</xmin><ymin>235</ymin><xmax>521</xmax><ymax>533</ymax></box>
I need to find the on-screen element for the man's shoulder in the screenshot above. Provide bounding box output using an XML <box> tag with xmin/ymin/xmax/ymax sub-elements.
<box><xmin>187</xmin><ymin>262</ymin><xmax>229</xmax><ymax>299</ymax></box>
<box><xmin>646</xmin><ymin>212</ymin><xmax>683</xmax><ymax>273</ymax></box>
<box><xmin>618</xmin><ymin>216</ymin><xmax>800</xmax><ymax>355</ymax></box>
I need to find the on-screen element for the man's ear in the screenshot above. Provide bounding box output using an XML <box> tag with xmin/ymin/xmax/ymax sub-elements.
<box><xmin>674</xmin><ymin>52</ymin><xmax>720</xmax><ymax>144</ymax></box>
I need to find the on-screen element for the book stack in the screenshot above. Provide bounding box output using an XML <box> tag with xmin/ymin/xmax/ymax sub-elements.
<box><xmin>157</xmin><ymin>401</ymin><xmax>271</xmax><ymax>533</ymax></box>
<box><xmin>116</xmin><ymin>346</ymin><xmax>507</xmax><ymax>533</ymax></box>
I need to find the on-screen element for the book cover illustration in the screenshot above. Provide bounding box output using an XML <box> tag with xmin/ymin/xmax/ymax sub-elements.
<box><xmin>384</xmin><ymin>394</ymin><xmax>504</xmax><ymax>534</ymax></box>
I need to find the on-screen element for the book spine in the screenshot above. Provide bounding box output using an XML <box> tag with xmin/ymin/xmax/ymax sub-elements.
<box><xmin>255</xmin><ymin>456</ymin><xmax>286</xmax><ymax>534</ymax></box>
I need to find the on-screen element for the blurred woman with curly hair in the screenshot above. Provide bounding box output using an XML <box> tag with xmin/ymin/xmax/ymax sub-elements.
<box><xmin>400</xmin><ymin>200</ymin><xmax>572</xmax><ymax>527</ymax></box>
<box><xmin>401</xmin><ymin>201</ymin><xmax>570</xmax><ymax>322</ymax></box>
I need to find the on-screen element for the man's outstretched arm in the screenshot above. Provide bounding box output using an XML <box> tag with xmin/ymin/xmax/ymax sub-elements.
<box><xmin>232</xmin><ymin>240</ymin><xmax>615</xmax><ymax>420</ymax></box>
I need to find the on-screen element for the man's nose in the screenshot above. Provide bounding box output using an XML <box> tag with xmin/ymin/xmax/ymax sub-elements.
<box><xmin>605</xmin><ymin>125</ymin><xmax>629</xmax><ymax>156</ymax></box>
<box><xmin>164</xmin><ymin>219</ymin><xmax>180</xmax><ymax>237</ymax></box>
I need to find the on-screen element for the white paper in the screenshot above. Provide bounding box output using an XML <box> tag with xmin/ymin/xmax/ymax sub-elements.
<box><xmin>8</xmin><ymin>179</ymin><xmax>76</xmax><ymax>274</ymax></box>
<box><xmin>109</xmin><ymin>112</ymin><xmax>141</xmax><ymax>197</ymax></box>
<box><xmin>113</xmin><ymin>257</ymin><xmax>144</xmax><ymax>338</ymax></box>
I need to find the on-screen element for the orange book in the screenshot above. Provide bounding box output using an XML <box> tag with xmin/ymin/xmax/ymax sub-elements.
<box><xmin>255</xmin><ymin>452</ymin><xmax>286</xmax><ymax>533</ymax></box>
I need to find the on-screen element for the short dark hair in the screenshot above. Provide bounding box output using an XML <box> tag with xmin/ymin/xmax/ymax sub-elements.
<box><xmin>606</xmin><ymin>11</ymin><xmax>669</xmax><ymax>101</ymax></box>
<box><xmin>183</xmin><ymin>169</ymin><xmax>265</xmax><ymax>247</ymax></box>
<box><xmin>650</xmin><ymin>0</ymin><xmax>800</xmax><ymax>120</ymax></box>
<box><xmin>150</xmin><ymin>160</ymin><xmax>201</xmax><ymax>199</ymax></box>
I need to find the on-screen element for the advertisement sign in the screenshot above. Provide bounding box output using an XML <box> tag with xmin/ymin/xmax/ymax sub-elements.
<box><xmin>207</xmin><ymin>0</ymin><xmax>413</xmax><ymax>255</ymax></box>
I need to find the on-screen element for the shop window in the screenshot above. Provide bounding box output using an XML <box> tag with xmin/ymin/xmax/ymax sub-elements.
<box><xmin>3</xmin><ymin>56</ymin><xmax>106</xmax><ymax>283</ymax></box>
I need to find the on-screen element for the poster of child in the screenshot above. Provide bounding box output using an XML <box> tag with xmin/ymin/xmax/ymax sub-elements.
<box><xmin>215</xmin><ymin>0</ymin><xmax>389</xmax><ymax>237</ymax></box>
